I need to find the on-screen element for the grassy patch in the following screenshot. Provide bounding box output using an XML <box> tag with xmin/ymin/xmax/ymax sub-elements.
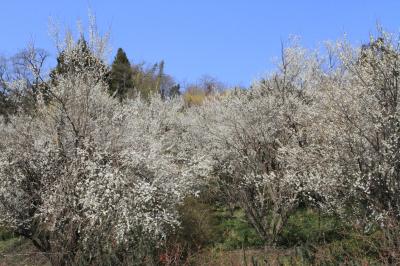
<box><xmin>214</xmin><ymin>208</ymin><xmax>263</xmax><ymax>250</ymax></box>
<box><xmin>0</xmin><ymin>229</ymin><xmax>50</xmax><ymax>266</ymax></box>
<box><xmin>279</xmin><ymin>208</ymin><xmax>346</xmax><ymax>247</ymax></box>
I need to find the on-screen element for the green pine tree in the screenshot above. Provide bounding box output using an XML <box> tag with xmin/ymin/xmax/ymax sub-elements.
<box><xmin>168</xmin><ymin>84</ymin><xmax>181</xmax><ymax>98</ymax></box>
<box><xmin>109</xmin><ymin>48</ymin><xmax>134</xmax><ymax>100</ymax></box>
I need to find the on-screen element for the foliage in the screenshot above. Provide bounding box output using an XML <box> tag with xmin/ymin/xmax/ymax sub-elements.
<box><xmin>279</xmin><ymin>208</ymin><xmax>345</xmax><ymax>247</ymax></box>
<box><xmin>0</xmin><ymin>23</ymin><xmax>204</xmax><ymax>266</ymax></box>
<box><xmin>169</xmin><ymin>84</ymin><xmax>181</xmax><ymax>98</ymax></box>
<box><xmin>183</xmin><ymin>87</ymin><xmax>206</xmax><ymax>106</ymax></box>
<box><xmin>3</xmin><ymin>20</ymin><xmax>400</xmax><ymax>264</ymax></box>
<box><xmin>108</xmin><ymin>48</ymin><xmax>134</xmax><ymax>100</ymax></box>
<box><xmin>0</xmin><ymin>228</ymin><xmax>14</xmax><ymax>241</ymax></box>
<box><xmin>183</xmin><ymin>76</ymin><xmax>225</xmax><ymax>106</ymax></box>
<box><xmin>324</xmin><ymin>33</ymin><xmax>400</xmax><ymax>225</ymax></box>
<box><xmin>214</xmin><ymin>208</ymin><xmax>263</xmax><ymax>250</ymax></box>
<box><xmin>130</xmin><ymin>60</ymin><xmax>179</xmax><ymax>100</ymax></box>
<box><xmin>176</xmin><ymin>197</ymin><xmax>220</xmax><ymax>249</ymax></box>
<box><xmin>184</xmin><ymin>44</ymin><xmax>325</xmax><ymax>245</ymax></box>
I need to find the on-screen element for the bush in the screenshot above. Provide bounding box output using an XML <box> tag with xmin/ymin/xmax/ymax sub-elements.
<box><xmin>0</xmin><ymin>228</ymin><xmax>14</xmax><ymax>241</ymax></box>
<box><xmin>279</xmin><ymin>208</ymin><xmax>346</xmax><ymax>247</ymax></box>
<box><xmin>215</xmin><ymin>208</ymin><xmax>263</xmax><ymax>250</ymax></box>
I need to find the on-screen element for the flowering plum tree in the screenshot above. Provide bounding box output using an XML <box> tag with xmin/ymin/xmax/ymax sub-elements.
<box><xmin>184</xmin><ymin>44</ymin><xmax>326</xmax><ymax>245</ymax></box>
<box><xmin>0</xmin><ymin>26</ymin><xmax>201</xmax><ymax>265</ymax></box>
<box><xmin>317</xmin><ymin>33</ymin><xmax>400</xmax><ymax>226</ymax></box>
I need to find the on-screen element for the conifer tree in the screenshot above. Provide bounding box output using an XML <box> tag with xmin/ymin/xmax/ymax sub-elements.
<box><xmin>168</xmin><ymin>84</ymin><xmax>181</xmax><ymax>98</ymax></box>
<box><xmin>109</xmin><ymin>48</ymin><xmax>134</xmax><ymax>100</ymax></box>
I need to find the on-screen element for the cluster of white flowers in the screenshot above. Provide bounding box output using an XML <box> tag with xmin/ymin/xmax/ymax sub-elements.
<box><xmin>0</xmin><ymin>33</ymin><xmax>203</xmax><ymax>264</ymax></box>
<box><xmin>1</xmin><ymin>24</ymin><xmax>400</xmax><ymax>261</ymax></box>
<box><xmin>181</xmin><ymin>33</ymin><xmax>400</xmax><ymax>243</ymax></box>
<box><xmin>181</xmin><ymin>44</ymin><xmax>327</xmax><ymax>244</ymax></box>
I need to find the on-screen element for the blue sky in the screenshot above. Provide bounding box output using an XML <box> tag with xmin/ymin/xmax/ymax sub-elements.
<box><xmin>1</xmin><ymin>1</ymin><xmax>400</xmax><ymax>87</ymax></box>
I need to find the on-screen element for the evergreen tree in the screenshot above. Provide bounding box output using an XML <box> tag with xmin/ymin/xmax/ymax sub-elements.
<box><xmin>168</xmin><ymin>84</ymin><xmax>181</xmax><ymax>98</ymax></box>
<box><xmin>109</xmin><ymin>48</ymin><xmax>134</xmax><ymax>100</ymax></box>
<box><xmin>0</xmin><ymin>89</ymin><xmax>10</xmax><ymax>121</ymax></box>
<box><xmin>156</xmin><ymin>60</ymin><xmax>165</xmax><ymax>95</ymax></box>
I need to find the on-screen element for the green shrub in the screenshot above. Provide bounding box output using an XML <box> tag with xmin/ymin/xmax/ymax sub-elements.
<box><xmin>279</xmin><ymin>208</ymin><xmax>346</xmax><ymax>247</ymax></box>
<box><xmin>214</xmin><ymin>208</ymin><xmax>263</xmax><ymax>250</ymax></box>
<box><xmin>0</xmin><ymin>227</ymin><xmax>14</xmax><ymax>241</ymax></box>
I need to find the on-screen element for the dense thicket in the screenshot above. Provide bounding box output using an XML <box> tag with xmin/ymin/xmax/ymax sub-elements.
<box><xmin>1</xmin><ymin>25</ymin><xmax>400</xmax><ymax>265</ymax></box>
<box><xmin>0</xmin><ymin>28</ymin><xmax>205</xmax><ymax>265</ymax></box>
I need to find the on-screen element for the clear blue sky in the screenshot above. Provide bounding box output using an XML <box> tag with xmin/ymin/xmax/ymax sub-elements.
<box><xmin>1</xmin><ymin>1</ymin><xmax>400</xmax><ymax>87</ymax></box>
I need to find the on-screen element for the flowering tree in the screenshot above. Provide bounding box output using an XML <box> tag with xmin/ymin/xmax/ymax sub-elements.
<box><xmin>276</xmin><ymin>32</ymin><xmax>400</xmax><ymax>230</ymax></box>
<box><xmin>0</xmin><ymin>26</ymin><xmax>201</xmax><ymax>265</ymax></box>
<box><xmin>2</xmin><ymin>18</ymin><xmax>400</xmax><ymax>263</ymax></box>
<box><xmin>315</xmin><ymin>33</ymin><xmax>400</xmax><ymax>226</ymax></box>
<box><xmin>184</xmin><ymin>44</ymin><xmax>326</xmax><ymax>245</ymax></box>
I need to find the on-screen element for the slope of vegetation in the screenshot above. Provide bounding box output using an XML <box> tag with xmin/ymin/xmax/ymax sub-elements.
<box><xmin>1</xmin><ymin>17</ymin><xmax>400</xmax><ymax>265</ymax></box>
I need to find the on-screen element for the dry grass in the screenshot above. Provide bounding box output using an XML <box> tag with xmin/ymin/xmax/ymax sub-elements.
<box><xmin>0</xmin><ymin>238</ymin><xmax>49</xmax><ymax>266</ymax></box>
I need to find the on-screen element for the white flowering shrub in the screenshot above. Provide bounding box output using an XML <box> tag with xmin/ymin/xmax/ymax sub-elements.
<box><xmin>271</xmin><ymin>32</ymin><xmax>400</xmax><ymax>228</ymax></box>
<box><xmin>183</xmin><ymin>34</ymin><xmax>400</xmax><ymax>243</ymax></box>
<box><xmin>183</xmin><ymin>45</ymin><xmax>329</xmax><ymax>245</ymax></box>
<box><xmin>315</xmin><ymin>33</ymin><xmax>400</xmax><ymax>226</ymax></box>
<box><xmin>0</xmin><ymin>34</ymin><xmax>201</xmax><ymax>265</ymax></box>
<box><xmin>2</xmin><ymin>22</ymin><xmax>400</xmax><ymax>262</ymax></box>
